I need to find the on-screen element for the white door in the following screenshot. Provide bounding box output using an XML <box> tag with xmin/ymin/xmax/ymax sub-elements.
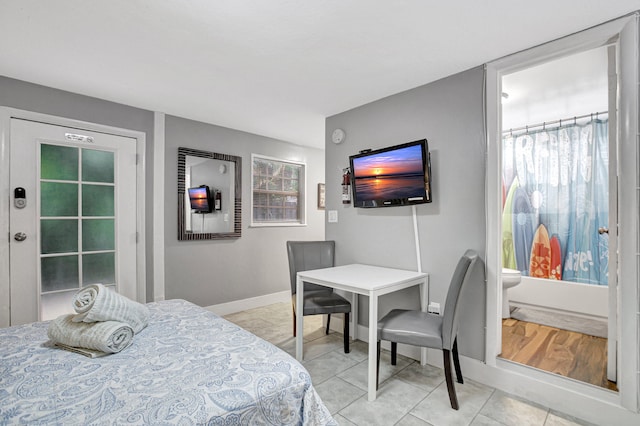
<box><xmin>9</xmin><ymin>118</ymin><xmax>138</xmax><ymax>326</ymax></box>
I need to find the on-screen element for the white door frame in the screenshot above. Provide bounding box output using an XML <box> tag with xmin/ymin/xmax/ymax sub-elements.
<box><xmin>485</xmin><ymin>14</ymin><xmax>638</xmax><ymax>412</ymax></box>
<box><xmin>0</xmin><ymin>107</ymin><xmax>146</xmax><ymax>328</ymax></box>
<box><xmin>606</xmin><ymin>44</ymin><xmax>619</xmax><ymax>383</ymax></box>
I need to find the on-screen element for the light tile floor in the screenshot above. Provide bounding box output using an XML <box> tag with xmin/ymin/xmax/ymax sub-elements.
<box><xmin>224</xmin><ymin>302</ymin><xmax>594</xmax><ymax>426</ymax></box>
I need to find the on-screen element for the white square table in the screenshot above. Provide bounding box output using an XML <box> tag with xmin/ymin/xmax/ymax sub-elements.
<box><xmin>295</xmin><ymin>263</ymin><xmax>429</xmax><ymax>401</ymax></box>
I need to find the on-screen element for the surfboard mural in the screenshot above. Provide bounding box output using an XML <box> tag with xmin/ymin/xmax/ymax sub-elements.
<box><xmin>512</xmin><ymin>186</ymin><xmax>536</xmax><ymax>276</ymax></box>
<box><xmin>549</xmin><ymin>234</ymin><xmax>562</xmax><ymax>280</ymax></box>
<box><xmin>530</xmin><ymin>224</ymin><xmax>551</xmax><ymax>278</ymax></box>
<box><xmin>502</xmin><ymin>177</ymin><xmax>518</xmax><ymax>270</ymax></box>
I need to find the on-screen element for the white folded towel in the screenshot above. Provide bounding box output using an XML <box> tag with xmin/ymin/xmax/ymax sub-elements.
<box><xmin>48</xmin><ymin>314</ymin><xmax>134</xmax><ymax>354</ymax></box>
<box><xmin>72</xmin><ymin>284</ymin><xmax>150</xmax><ymax>333</ymax></box>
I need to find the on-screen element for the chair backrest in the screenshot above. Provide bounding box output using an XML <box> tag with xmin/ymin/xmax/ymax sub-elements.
<box><xmin>286</xmin><ymin>241</ymin><xmax>335</xmax><ymax>295</ymax></box>
<box><xmin>441</xmin><ymin>249</ymin><xmax>484</xmax><ymax>350</ymax></box>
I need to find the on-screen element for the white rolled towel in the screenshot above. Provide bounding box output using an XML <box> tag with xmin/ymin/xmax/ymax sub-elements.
<box><xmin>48</xmin><ymin>314</ymin><xmax>134</xmax><ymax>354</ymax></box>
<box><xmin>72</xmin><ymin>284</ymin><xmax>150</xmax><ymax>333</ymax></box>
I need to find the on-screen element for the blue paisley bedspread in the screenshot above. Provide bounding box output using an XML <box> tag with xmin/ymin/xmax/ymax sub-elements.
<box><xmin>0</xmin><ymin>299</ymin><xmax>336</xmax><ymax>425</ymax></box>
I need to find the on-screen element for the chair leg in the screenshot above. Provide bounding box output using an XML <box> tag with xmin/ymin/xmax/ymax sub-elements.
<box><xmin>376</xmin><ymin>340</ymin><xmax>381</xmax><ymax>390</ymax></box>
<box><xmin>292</xmin><ymin>308</ymin><xmax>296</xmax><ymax>337</ymax></box>
<box><xmin>326</xmin><ymin>314</ymin><xmax>331</xmax><ymax>334</ymax></box>
<box><xmin>452</xmin><ymin>338</ymin><xmax>463</xmax><ymax>384</ymax></box>
<box><xmin>391</xmin><ymin>342</ymin><xmax>397</xmax><ymax>365</ymax></box>
<box><xmin>443</xmin><ymin>349</ymin><xmax>459</xmax><ymax>410</ymax></box>
<box><xmin>343</xmin><ymin>312</ymin><xmax>350</xmax><ymax>353</ymax></box>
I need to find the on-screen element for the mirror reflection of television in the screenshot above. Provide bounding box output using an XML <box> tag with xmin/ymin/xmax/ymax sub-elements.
<box><xmin>188</xmin><ymin>185</ymin><xmax>212</xmax><ymax>213</ymax></box>
<box><xmin>349</xmin><ymin>139</ymin><xmax>432</xmax><ymax>208</ymax></box>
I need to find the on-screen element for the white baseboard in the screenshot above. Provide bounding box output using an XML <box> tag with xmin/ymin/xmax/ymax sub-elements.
<box><xmin>204</xmin><ymin>291</ymin><xmax>290</xmax><ymax>316</ymax></box>
<box><xmin>510</xmin><ymin>300</ymin><xmax>607</xmax><ymax>321</ymax></box>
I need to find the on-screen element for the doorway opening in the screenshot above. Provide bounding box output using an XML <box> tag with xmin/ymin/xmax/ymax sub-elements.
<box><xmin>485</xmin><ymin>14</ymin><xmax>639</xmax><ymax>416</ymax></box>
<box><xmin>497</xmin><ymin>46</ymin><xmax>617</xmax><ymax>390</ymax></box>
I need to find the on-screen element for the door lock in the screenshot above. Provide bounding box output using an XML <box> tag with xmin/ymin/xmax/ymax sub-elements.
<box><xmin>14</xmin><ymin>232</ymin><xmax>27</xmax><ymax>242</ymax></box>
<box><xmin>14</xmin><ymin>187</ymin><xmax>26</xmax><ymax>209</ymax></box>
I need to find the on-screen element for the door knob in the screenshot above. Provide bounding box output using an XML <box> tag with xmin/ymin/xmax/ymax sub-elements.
<box><xmin>14</xmin><ymin>232</ymin><xmax>27</xmax><ymax>241</ymax></box>
<box><xmin>598</xmin><ymin>227</ymin><xmax>609</xmax><ymax>235</ymax></box>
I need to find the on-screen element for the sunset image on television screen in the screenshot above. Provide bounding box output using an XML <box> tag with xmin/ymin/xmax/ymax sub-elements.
<box><xmin>352</xmin><ymin>145</ymin><xmax>425</xmax><ymax>201</ymax></box>
<box><xmin>353</xmin><ymin>145</ymin><xmax>423</xmax><ymax>178</ymax></box>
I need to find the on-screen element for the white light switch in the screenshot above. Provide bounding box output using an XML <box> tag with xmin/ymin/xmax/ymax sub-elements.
<box><xmin>328</xmin><ymin>210</ymin><xmax>338</xmax><ymax>223</ymax></box>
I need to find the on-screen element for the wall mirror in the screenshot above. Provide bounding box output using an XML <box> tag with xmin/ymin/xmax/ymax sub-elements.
<box><xmin>178</xmin><ymin>147</ymin><xmax>242</xmax><ymax>240</ymax></box>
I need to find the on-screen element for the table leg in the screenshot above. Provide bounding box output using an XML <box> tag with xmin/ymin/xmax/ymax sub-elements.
<box><xmin>367</xmin><ymin>293</ymin><xmax>378</xmax><ymax>401</ymax></box>
<box><xmin>295</xmin><ymin>276</ymin><xmax>304</xmax><ymax>361</ymax></box>
<box><xmin>419</xmin><ymin>277</ymin><xmax>428</xmax><ymax>365</ymax></box>
<box><xmin>351</xmin><ymin>293</ymin><xmax>358</xmax><ymax>341</ymax></box>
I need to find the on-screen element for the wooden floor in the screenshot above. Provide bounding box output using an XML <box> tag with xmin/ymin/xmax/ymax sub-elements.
<box><xmin>500</xmin><ymin>318</ymin><xmax>618</xmax><ymax>391</ymax></box>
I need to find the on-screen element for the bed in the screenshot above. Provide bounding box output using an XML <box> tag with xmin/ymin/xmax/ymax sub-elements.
<box><xmin>0</xmin><ymin>299</ymin><xmax>336</xmax><ymax>425</ymax></box>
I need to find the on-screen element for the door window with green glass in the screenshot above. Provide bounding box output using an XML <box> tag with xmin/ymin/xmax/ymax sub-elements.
<box><xmin>39</xmin><ymin>144</ymin><xmax>116</xmax><ymax>300</ymax></box>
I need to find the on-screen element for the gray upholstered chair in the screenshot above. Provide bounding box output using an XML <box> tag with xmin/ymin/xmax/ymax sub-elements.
<box><xmin>286</xmin><ymin>240</ymin><xmax>351</xmax><ymax>353</ymax></box>
<box><xmin>376</xmin><ymin>249</ymin><xmax>482</xmax><ymax>410</ymax></box>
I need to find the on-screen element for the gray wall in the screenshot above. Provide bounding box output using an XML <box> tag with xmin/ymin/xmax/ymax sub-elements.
<box><xmin>164</xmin><ymin>115</ymin><xmax>325</xmax><ymax>307</ymax></box>
<box><xmin>0</xmin><ymin>76</ymin><xmax>156</xmax><ymax>301</ymax></box>
<box><xmin>1</xmin><ymin>76</ymin><xmax>325</xmax><ymax>308</ymax></box>
<box><xmin>325</xmin><ymin>66</ymin><xmax>487</xmax><ymax>359</ymax></box>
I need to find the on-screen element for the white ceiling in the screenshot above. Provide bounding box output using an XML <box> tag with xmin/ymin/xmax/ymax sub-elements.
<box><xmin>1</xmin><ymin>1</ymin><xmax>638</xmax><ymax>149</ymax></box>
<box><xmin>502</xmin><ymin>46</ymin><xmax>609</xmax><ymax>130</ymax></box>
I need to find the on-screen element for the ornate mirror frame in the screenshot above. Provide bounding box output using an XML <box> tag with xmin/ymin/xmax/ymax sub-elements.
<box><xmin>178</xmin><ymin>147</ymin><xmax>242</xmax><ymax>240</ymax></box>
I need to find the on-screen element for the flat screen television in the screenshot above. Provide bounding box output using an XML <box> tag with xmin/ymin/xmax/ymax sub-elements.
<box><xmin>349</xmin><ymin>139</ymin><xmax>432</xmax><ymax>208</ymax></box>
<box><xmin>188</xmin><ymin>185</ymin><xmax>212</xmax><ymax>213</ymax></box>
